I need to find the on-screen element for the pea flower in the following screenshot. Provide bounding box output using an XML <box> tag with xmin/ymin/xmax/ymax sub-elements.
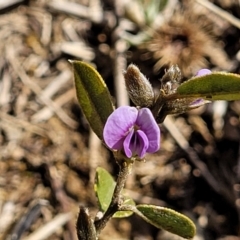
<box><xmin>196</xmin><ymin>69</ymin><xmax>212</xmax><ymax>77</ymax></box>
<box><xmin>103</xmin><ymin>106</ymin><xmax>160</xmax><ymax>159</ymax></box>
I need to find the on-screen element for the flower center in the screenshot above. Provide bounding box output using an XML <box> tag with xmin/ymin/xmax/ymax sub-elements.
<box><xmin>126</xmin><ymin>125</ymin><xmax>140</xmax><ymax>136</ymax></box>
<box><xmin>133</xmin><ymin>124</ymin><xmax>140</xmax><ymax>131</ymax></box>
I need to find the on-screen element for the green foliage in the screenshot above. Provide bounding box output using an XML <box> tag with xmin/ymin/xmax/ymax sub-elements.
<box><xmin>71</xmin><ymin>61</ymin><xmax>114</xmax><ymax>139</ymax></box>
<box><xmin>72</xmin><ymin>63</ymin><xmax>240</xmax><ymax>239</ymax></box>
<box><xmin>136</xmin><ymin>205</ymin><xmax>196</xmax><ymax>239</ymax></box>
<box><xmin>95</xmin><ymin>167</ymin><xmax>134</xmax><ymax>218</ymax></box>
<box><xmin>113</xmin><ymin>198</ymin><xmax>135</xmax><ymax>218</ymax></box>
<box><xmin>140</xmin><ymin>0</ymin><xmax>168</xmax><ymax>25</ymax></box>
<box><xmin>95</xmin><ymin>167</ymin><xmax>116</xmax><ymax>212</ymax></box>
<box><xmin>177</xmin><ymin>72</ymin><xmax>240</xmax><ymax>101</ymax></box>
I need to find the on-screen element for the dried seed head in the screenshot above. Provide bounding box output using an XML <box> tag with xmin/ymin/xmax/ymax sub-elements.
<box><xmin>124</xmin><ymin>64</ymin><xmax>155</xmax><ymax>107</ymax></box>
<box><xmin>140</xmin><ymin>8</ymin><xmax>234</xmax><ymax>77</ymax></box>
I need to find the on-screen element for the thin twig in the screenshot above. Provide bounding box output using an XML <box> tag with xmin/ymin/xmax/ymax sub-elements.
<box><xmin>23</xmin><ymin>212</ymin><xmax>72</xmax><ymax>240</ymax></box>
<box><xmin>113</xmin><ymin>38</ymin><xmax>130</xmax><ymax>107</ymax></box>
<box><xmin>48</xmin><ymin>1</ymin><xmax>103</xmax><ymax>24</ymax></box>
<box><xmin>0</xmin><ymin>112</ymin><xmax>52</xmax><ymax>140</ymax></box>
<box><xmin>39</xmin><ymin>71</ymin><xmax>72</xmax><ymax>99</ymax></box>
<box><xmin>94</xmin><ymin>160</ymin><xmax>132</xmax><ymax>234</ymax></box>
<box><xmin>112</xmin><ymin>0</ymin><xmax>130</xmax><ymax>107</ymax></box>
<box><xmin>88</xmin><ymin>130</ymin><xmax>103</xmax><ymax>184</ymax></box>
<box><xmin>0</xmin><ymin>0</ymin><xmax>23</xmax><ymax>10</ymax></box>
<box><xmin>31</xmin><ymin>89</ymin><xmax>75</xmax><ymax>123</ymax></box>
<box><xmin>45</xmin><ymin>165</ymin><xmax>78</xmax><ymax>240</ymax></box>
<box><xmin>10</xmin><ymin>200</ymin><xmax>48</xmax><ymax>240</ymax></box>
<box><xmin>196</xmin><ymin>0</ymin><xmax>240</xmax><ymax>29</ymax></box>
<box><xmin>6</xmin><ymin>45</ymin><xmax>78</xmax><ymax>129</ymax></box>
<box><xmin>0</xmin><ymin>69</ymin><xmax>11</xmax><ymax>107</ymax></box>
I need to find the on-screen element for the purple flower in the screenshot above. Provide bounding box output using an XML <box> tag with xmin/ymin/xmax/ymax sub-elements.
<box><xmin>103</xmin><ymin>106</ymin><xmax>160</xmax><ymax>158</ymax></box>
<box><xmin>196</xmin><ymin>69</ymin><xmax>212</xmax><ymax>77</ymax></box>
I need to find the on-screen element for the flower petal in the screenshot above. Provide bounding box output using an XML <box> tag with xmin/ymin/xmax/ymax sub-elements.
<box><xmin>189</xmin><ymin>98</ymin><xmax>210</xmax><ymax>108</ymax></box>
<box><xmin>196</xmin><ymin>69</ymin><xmax>212</xmax><ymax>77</ymax></box>
<box><xmin>135</xmin><ymin>130</ymin><xmax>149</xmax><ymax>158</ymax></box>
<box><xmin>123</xmin><ymin>129</ymin><xmax>149</xmax><ymax>158</ymax></box>
<box><xmin>103</xmin><ymin>106</ymin><xmax>138</xmax><ymax>149</ymax></box>
<box><xmin>136</xmin><ymin>108</ymin><xmax>160</xmax><ymax>153</ymax></box>
<box><xmin>123</xmin><ymin>129</ymin><xmax>134</xmax><ymax>158</ymax></box>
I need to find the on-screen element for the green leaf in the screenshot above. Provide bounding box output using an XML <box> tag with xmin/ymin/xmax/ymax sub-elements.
<box><xmin>177</xmin><ymin>72</ymin><xmax>240</xmax><ymax>101</ymax></box>
<box><xmin>94</xmin><ymin>168</ymin><xmax>135</xmax><ymax>218</ymax></box>
<box><xmin>113</xmin><ymin>197</ymin><xmax>135</xmax><ymax>218</ymax></box>
<box><xmin>71</xmin><ymin>60</ymin><xmax>114</xmax><ymax>139</ymax></box>
<box><xmin>136</xmin><ymin>205</ymin><xmax>196</xmax><ymax>239</ymax></box>
<box><xmin>94</xmin><ymin>167</ymin><xmax>116</xmax><ymax>212</ymax></box>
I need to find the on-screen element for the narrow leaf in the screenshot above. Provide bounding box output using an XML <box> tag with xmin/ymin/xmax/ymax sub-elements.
<box><xmin>136</xmin><ymin>205</ymin><xmax>196</xmax><ymax>239</ymax></box>
<box><xmin>94</xmin><ymin>167</ymin><xmax>116</xmax><ymax>212</ymax></box>
<box><xmin>76</xmin><ymin>207</ymin><xmax>97</xmax><ymax>240</ymax></box>
<box><xmin>71</xmin><ymin>60</ymin><xmax>114</xmax><ymax>139</ymax></box>
<box><xmin>177</xmin><ymin>72</ymin><xmax>240</xmax><ymax>101</ymax></box>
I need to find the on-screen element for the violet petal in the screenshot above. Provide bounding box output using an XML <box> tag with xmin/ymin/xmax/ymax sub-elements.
<box><xmin>123</xmin><ymin>129</ymin><xmax>149</xmax><ymax>158</ymax></box>
<box><xmin>103</xmin><ymin>106</ymin><xmax>138</xmax><ymax>149</ymax></box>
<box><xmin>136</xmin><ymin>108</ymin><xmax>160</xmax><ymax>153</ymax></box>
<box><xmin>123</xmin><ymin>128</ymin><xmax>134</xmax><ymax>158</ymax></box>
<box><xmin>189</xmin><ymin>98</ymin><xmax>210</xmax><ymax>108</ymax></box>
<box><xmin>196</xmin><ymin>69</ymin><xmax>212</xmax><ymax>77</ymax></box>
<box><xmin>134</xmin><ymin>130</ymin><xmax>149</xmax><ymax>158</ymax></box>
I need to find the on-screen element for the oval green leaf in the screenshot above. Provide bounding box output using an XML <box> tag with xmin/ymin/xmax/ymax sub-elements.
<box><xmin>71</xmin><ymin>60</ymin><xmax>114</xmax><ymax>139</ymax></box>
<box><xmin>94</xmin><ymin>167</ymin><xmax>116</xmax><ymax>212</ymax></box>
<box><xmin>177</xmin><ymin>72</ymin><xmax>240</xmax><ymax>101</ymax></box>
<box><xmin>113</xmin><ymin>197</ymin><xmax>135</xmax><ymax>218</ymax></box>
<box><xmin>136</xmin><ymin>204</ymin><xmax>196</xmax><ymax>239</ymax></box>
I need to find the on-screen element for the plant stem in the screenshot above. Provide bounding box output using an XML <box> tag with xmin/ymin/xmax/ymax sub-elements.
<box><xmin>94</xmin><ymin>158</ymin><xmax>132</xmax><ymax>235</ymax></box>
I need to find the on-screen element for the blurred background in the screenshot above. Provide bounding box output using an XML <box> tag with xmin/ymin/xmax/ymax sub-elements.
<box><xmin>0</xmin><ymin>0</ymin><xmax>240</xmax><ymax>239</ymax></box>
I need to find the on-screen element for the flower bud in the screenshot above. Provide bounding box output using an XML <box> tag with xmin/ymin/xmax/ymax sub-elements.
<box><xmin>161</xmin><ymin>65</ymin><xmax>182</xmax><ymax>94</ymax></box>
<box><xmin>196</xmin><ymin>69</ymin><xmax>212</xmax><ymax>77</ymax></box>
<box><xmin>124</xmin><ymin>64</ymin><xmax>155</xmax><ymax>107</ymax></box>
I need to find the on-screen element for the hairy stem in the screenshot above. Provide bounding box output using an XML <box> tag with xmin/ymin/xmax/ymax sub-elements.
<box><xmin>94</xmin><ymin>158</ymin><xmax>132</xmax><ymax>235</ymax></box>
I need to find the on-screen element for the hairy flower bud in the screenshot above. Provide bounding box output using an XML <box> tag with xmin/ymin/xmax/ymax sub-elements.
<box><xmin>161</xmin><ymin>65</ymin><xmax>182</xmax><ymax>94</ymax></box>
<box><xmin>124</xmin><ymin>64</ymin><xmax>155</xmax><ymax>107</ymax></box>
